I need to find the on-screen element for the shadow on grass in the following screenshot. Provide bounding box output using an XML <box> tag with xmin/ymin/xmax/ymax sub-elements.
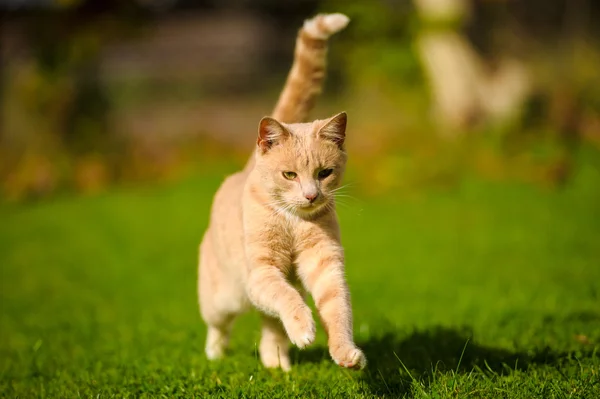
<box><xmin>292</xmin><ymin>325</ymin><xmax>597</xmax><ymax>397</ymax></box>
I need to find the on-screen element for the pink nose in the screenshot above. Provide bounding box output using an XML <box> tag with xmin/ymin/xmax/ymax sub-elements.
<box><xmin>305</xmin><ymin>192</ymin><xmax>318</xmax><ymax>203</ymax></box>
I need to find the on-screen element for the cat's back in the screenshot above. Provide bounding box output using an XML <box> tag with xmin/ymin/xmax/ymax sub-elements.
<box><xmin>212</xmin><ymin>171</ymin><xmax>246</xmax><ymax>217</ymax></box>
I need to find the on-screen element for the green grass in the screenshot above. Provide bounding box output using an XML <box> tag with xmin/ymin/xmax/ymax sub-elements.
<box><xmin>1</xmin><ymin>152</ymin><xmax>600</xmax><ymax>398</ymax></box>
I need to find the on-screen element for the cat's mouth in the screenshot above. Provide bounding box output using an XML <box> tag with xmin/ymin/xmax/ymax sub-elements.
<box><xmin>271</xmin><ymin>197</ymin><xmax>331</xmax><ymax>217</ymax></box>
<box><xmin>299</xmin><ymin>200</ymin><xmax>322</xmax><ymax>210</ymax></box>
<box><xmin>296</xmin><ymin>198</ymin><xmax>330</xmax><ymax>214</ymax></box>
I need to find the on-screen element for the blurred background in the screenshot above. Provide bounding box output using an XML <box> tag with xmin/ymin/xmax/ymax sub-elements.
<box><xmin>1</xmin><ymin>0</ymin><xmax>600</xmax><ymax>200</ymax></box>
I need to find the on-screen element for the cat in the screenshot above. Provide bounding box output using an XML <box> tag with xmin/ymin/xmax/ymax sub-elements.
<box><xmin>198</xmin><ymin>12</ymin><xmax>366</xmax><ymax>371</ymax></box>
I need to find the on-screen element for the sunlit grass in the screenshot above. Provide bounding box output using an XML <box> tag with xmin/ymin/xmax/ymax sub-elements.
<box><xmin>1</xmin><ymin>149</ymin><xmax>599</xmax><ymax>398</ymax></box>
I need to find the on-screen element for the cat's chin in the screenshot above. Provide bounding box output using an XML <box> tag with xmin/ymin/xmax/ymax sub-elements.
<box><xmin>293</xmin><ymin>201</ymin><xmax>331</xmax><ymax>219</ymax></box>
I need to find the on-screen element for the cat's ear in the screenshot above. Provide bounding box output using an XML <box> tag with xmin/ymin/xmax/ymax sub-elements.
<box><xmin>257</xmin><ymin>117</ymin><xmax>289</xmax><ymax>152</ymax></box>
<box><xmin>318</xmin><ymin>112</ymin><xmax>347</xmax><ymax>148</ymax></box>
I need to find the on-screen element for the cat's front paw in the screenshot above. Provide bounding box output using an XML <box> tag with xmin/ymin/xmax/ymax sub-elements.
<box><xmin>330</xmin><ymin>344</ymin><xmax>367</xmax><ymax>370</ymax></box>
<box><xmin>282</xmin><ymin>306</ymin><xmax>316</xmax><ymax>349</ymax></box>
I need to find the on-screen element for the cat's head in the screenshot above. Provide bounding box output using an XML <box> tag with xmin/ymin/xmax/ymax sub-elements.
<box><xmin>253</xmin><ymin>112</ymin><xmax>347</xmax><ymax>218</ymax></box>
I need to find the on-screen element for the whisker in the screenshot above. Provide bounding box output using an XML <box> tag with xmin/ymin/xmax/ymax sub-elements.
<box><xmin>333</xmin><ymin>194</ymin><xmax>357</xmax><ymax>200</ymax></box>
<box><xmin>334</xmin><ymin>193</ymin><xmax>363</xmax><ymax>205</ymax></box>
<box><xmin>333</xmin><ymin>201</ymin><xmax>350</xmax><ymax>209</ymax></box>
<box><xmin>330</xmin><ymin>183</ymin><xmax>355</xmax><ymax>193</ymax></box>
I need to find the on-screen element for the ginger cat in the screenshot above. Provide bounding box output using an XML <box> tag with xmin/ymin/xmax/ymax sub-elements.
<box><xmin>198</xmin><ymin>12</ymin><xmax>366</xmax><ymax>371</ymax></box>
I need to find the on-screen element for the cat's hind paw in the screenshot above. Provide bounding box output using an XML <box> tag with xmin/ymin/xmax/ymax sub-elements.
<box><xmin>205</xmin><ymin>326</ymin><xmax>229</xmax><ymax>360</ymax></box>
<box><xmin>205</xmin><ymin>345</ymin><xmax>225</xmax><ymax>360</ymax></box>
<box><xmin>261</xmin><ymin>352</ymin><xmax>292</xmax><ymax>372</ymax></box>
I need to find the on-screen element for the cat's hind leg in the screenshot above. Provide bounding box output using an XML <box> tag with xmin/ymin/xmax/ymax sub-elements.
<box><xmin>198</xmin><ymin>232</ymin><xmax>241</xmax><ymax>360</ymax></box>
<box><xmin>259</xmin><ymin>315</ymin><xmax>291</xmax><ymax>371</ymax></box>
<box><xmin>204</xmin><ymin>319</ymin><xmax>234</xmax><ymax>360</ymax></box>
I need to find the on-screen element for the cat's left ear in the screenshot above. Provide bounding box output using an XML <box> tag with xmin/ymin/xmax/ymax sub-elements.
<box><xmin>318</xmin><ymin>112</ymin><xmax>347</xmax><ymax>148</ymax></box>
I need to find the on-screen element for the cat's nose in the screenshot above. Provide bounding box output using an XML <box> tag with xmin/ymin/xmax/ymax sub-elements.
<box><xmin>305</xmin><ymin>192</ymin><xmax>319</xmax><ymax>203</ymax></box>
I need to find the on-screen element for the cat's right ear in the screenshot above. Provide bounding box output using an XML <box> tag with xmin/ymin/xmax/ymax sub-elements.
<box><xmin>257</xmin><ymin>117</ymin><xmax>289</xmax><ymax>152</ymax></box>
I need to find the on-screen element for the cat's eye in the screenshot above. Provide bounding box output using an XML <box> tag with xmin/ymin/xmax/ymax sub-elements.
<box><xmin>318</xmin><ymin>168</ymin><xmax>333</xmax><ymax>179</ymax></box>
<box><xmin>282</xmin><ymin>171</ymin><xmax>297</xmax><ymax>180</ymax></box>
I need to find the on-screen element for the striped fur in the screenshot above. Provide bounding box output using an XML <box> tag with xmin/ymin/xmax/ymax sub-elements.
<box><xmin>198</xmin><ymin>13</ymin><xmax>366</xmax><ymax>372</ymax></box>
<box><xmin>272</xmin><ymin>13</ymin><xmax>349</xmax><ymax>123</ymax></box>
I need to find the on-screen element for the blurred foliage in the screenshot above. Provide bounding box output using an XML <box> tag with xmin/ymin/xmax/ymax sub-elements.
<box><xmin>329</xmin><ymin>0</ymin><xmax>422</xmax><ymax>90</ymax></box>
<box><xmin>1</xmin><ymin>0</ymin><xmax>600</xmax><ymax>201</ymax></box>
<box><xmin>1</xmin><ymin>1</ymin><xmax>148</xmax><ymax>200</ymax></box>
<box><xmin>318</xmin><ymin>0</ymin><xmax>600</xmax><ymax>195</ymax></box>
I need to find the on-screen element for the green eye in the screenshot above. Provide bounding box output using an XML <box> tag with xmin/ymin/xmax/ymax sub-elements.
<box><xmin>282</xmin><ymin>171</ymin><xmax>297</xmax><ymax>180</ymax></box>
<box><xmin>318</xmin><ymin>168</ymin><xmax>333</xmax><ymax>179</ymax></box>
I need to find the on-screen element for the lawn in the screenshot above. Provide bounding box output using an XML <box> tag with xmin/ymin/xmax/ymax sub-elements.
<box><xmin>1</xmin><ymin>151</ymin><xmax>600</xmax><ymax>398</ymax></box>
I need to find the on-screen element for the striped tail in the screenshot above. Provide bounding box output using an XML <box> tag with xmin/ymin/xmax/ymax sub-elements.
<box><xmin>271</xmin><ymin>13</ymin><xmax>350</xmax><ymax>123</ymax></box>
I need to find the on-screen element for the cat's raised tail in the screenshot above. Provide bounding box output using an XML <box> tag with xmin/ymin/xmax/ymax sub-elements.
<box><xmin>271</xmin><ymin>13</ymin><xmax>350</xmax><ymax>124</ymax></box>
